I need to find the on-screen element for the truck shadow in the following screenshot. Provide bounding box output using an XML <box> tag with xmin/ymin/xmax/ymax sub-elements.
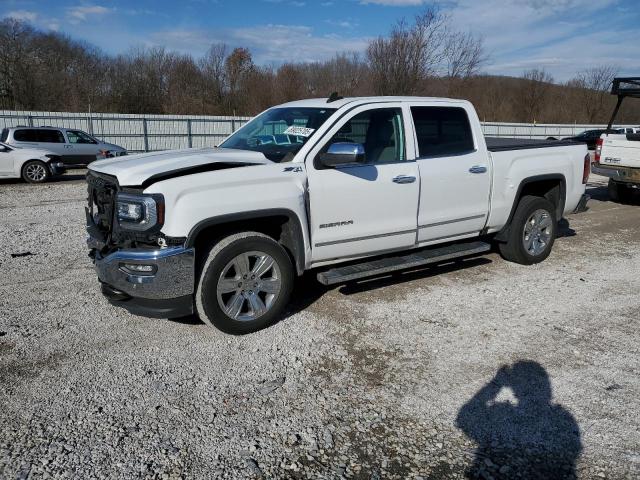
<box><xmin>286</xmin><ymin>257</ymin><xmax>493</xmax><ymax>316</ymax></box>
<box><xmin>586</xmin><ymin>181</ymin><xmax>640</xmax><ymax>205</ymax></box>
<box><xmin>456</xmin><ymin>361</ymin><xmax>582</xmax><ymax>479</ymax></box>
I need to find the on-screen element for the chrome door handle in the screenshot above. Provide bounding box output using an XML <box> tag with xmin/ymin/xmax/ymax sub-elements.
<box><xmin>392</xmin><ymin>175</ymin><xmax>416</xmax><ymax>184</ymax></box>
<box><xmin>469</xmin><ymin>165</ymin><xmax>487</xmax><ymax>174</ymax></box>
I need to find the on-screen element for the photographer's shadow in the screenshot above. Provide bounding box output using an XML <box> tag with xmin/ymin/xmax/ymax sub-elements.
<box><xmin>456</xmin><ymin>361</ymin><xmax>582</xmax><ymax>479</ymax></box>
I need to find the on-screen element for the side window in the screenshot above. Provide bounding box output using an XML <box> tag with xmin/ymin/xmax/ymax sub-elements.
<box><xmin>38</xmin><ymin>129</ymin><xmax>65</xmax><ymax>143</ymax></box>
<box><xmin>411</xmin><ymin>106</ymin><xmax>475</xmax><ymax>157</ymax></box>
<box><xmin>0</xmin><ymin>129</ymin><xmax>8</xmax><ymax>142</ymax></box>
<box><xmin>66</xmin><ymin>130</ymin><xmax>96</xmax><ymax>144</ymax></box>
<box><xmin>322</xmin><ymin>108</ymin><xmax>405</xmax><ymax>164</ymax></box>
<box><xmin>13</xmin><ymin>129</ymin><xmax>39</xmax><ymax>142</ymax></box>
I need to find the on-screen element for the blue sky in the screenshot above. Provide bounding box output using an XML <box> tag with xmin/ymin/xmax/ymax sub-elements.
<box><xmin>2</xmin><ymin>0</ymin><xmax>639</xmax><ymax>81</ymax></box>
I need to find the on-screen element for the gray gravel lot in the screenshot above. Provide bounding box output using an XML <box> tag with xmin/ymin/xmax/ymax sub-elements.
<box><xmin>0</xmin><ymin>172</ymin><xmax>639</xmax><ymax>479</ymax></box>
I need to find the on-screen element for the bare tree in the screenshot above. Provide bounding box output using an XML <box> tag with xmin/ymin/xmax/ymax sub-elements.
<box><xmin>570</xmin><ymin>65</ymin><xmax>618</xmax><ymax>123</ymax></box>
<box><xmin>367</xmin><ymin>7</ymin><xmax>448</xmax><ymax>95</ymax></box>
<box><xmin>443</xmin><ymin>31</ymin><xmax>485</xmax><ymax>96</ymax></box>
<box><xmin>199</xmin><ymin>43</ymin><xmax>227</xmax><ymax>110</ymax></box>
<box><xmin>518</xmin><ymin>69</ymin><xmax>554</xmax><ymax>123</ymax></box>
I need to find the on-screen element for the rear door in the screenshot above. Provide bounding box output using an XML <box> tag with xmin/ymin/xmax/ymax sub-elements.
<box><xmin>306</xmin><ymin>104</ymin><xmax>420</xmax><ymax>263</ymax></box>
<box><xmin>410</xmin><ymin>103</ymin><xmax>491</xmax><ymax>244</ymax></box>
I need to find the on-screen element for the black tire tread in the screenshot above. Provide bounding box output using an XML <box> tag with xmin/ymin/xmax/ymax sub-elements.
<box><xmin>498</xmin><ymin>195</ymin><xmax>557</xmax><ymax>265</ymax></box>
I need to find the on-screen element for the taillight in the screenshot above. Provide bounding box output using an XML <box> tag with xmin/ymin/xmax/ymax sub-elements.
<box><xmin>582</xmin><ymin>153</ymin><xmax>590</xmax><ymax>184</ymax></box>
<box><xmin>594</xmin><ymin>138</ymin><xmax>603</xmax><ymax>164</ymax></box>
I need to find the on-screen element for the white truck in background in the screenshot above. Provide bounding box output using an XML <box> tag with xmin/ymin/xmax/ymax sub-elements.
<box><xmin>592</xmin><ymin>77</ymin><xmax>640</xmax><ymax>202</ymax></box>
<box><xmin>85</xmin><ymin>96</ymin><xmax>590</xmax><ymax>334</ymax></box>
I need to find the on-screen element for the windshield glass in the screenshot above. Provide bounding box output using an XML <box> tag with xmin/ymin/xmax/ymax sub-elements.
<box><xmin>219</xmin><ymin>107</ymin><xmax>336</xmax><ymax>162</ymax></box>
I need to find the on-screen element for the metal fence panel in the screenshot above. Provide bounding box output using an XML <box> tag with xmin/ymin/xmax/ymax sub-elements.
<box><xmin>0</xmin><ymin>110</ymin><xmax>634</xmax><ymax>153</ymax></box>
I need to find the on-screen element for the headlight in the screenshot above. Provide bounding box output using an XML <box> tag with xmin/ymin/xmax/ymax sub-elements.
<box><xmin>115</xmin><ymin>193</ymin><xmax>164</xmax><ymax>231</ymax></box>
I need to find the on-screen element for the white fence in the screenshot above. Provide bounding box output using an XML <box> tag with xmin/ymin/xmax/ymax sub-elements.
<box><xmin>0</xmin><ymin>110</ymin><xmax>635</xmax><ymax>153</ymax></box>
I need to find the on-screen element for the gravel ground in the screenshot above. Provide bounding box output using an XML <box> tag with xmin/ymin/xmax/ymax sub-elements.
<box><xmin>0</xmin><ymin>172</ymin><xmax>639</xmax><ymax>479</ymax></box>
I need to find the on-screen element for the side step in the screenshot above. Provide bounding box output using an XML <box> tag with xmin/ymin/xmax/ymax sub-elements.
<box><xmin>317</xmin><ymin>241</ymin><xmax>491</xmax><ymax>286</ymax></box>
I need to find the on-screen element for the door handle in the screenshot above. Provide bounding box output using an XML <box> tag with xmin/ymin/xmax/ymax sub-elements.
<box><xmin>392</xmin><ymin>175</ymin><xmax>416</xmax><ymax>184</ymax></box>
<box><xmin>469</xmin><ymin>165</ymin><xmax>487</xmax><ymax>174</ymax></box>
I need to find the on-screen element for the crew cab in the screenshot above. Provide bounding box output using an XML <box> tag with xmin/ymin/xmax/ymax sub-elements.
<box><xmin>592</xmin><ymin>77</ymin><xmax>640</xmax><ymax>202</ymax></box>
<box><xmin>85</xmin><ymin>96</ymin><xmax>590</xmax><ymax>334</ymax></box>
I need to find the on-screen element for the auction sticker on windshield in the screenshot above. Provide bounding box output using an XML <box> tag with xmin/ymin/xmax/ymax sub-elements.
<box><xmin>283</xmin><ymin>126</ymin><xmax>315</xmax><ymax>137</ymax></box>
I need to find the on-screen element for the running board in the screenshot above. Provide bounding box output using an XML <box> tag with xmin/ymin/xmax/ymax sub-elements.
<box><xmin>317</xmin><ymin>241</ymin><xmax>491</xmax><ymax>286</ymax></box>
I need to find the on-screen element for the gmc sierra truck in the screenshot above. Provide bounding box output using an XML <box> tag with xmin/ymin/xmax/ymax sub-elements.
<box><xmin>86</xmin><ymin>96</ymin><xmax>590</xmax><ymax>334</ymax></box>
<box><xmin>592</xmin><ymin>77</ymin><xmax>640</xmax><ymax>202</ymax></box>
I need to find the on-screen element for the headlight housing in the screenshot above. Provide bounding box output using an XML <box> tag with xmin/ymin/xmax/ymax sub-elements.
<box><xmin>115</xmin><ymin>193</ymin><xmax>164</xmax><ymax>231</ymax></box>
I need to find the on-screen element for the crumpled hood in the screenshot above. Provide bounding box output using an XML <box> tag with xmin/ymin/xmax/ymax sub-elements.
<box><xmin>88</xmin><ymin>147</ymin><xmax>272</xmax><ymax>186</ymax></box>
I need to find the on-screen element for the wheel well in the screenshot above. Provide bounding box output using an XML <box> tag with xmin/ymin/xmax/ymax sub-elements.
<box><xmin>189</xmin><ymin>212</ymin><xmax>305</xmax><ymax>277</ymax></box>
<box><xmin>519</xmin><ymin>179</ymin><xmax>565</xmax><ymax>218</ymax></box>
<box><xmin>495</xmin><ymin>176</ymin><xmax>565</xmax><ymax>242</ymax></box>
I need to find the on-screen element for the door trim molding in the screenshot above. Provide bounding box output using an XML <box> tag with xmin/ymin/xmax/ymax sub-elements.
<box><xmin>314</xmin><ymin>228</ymin><xmax>416</xmax><ymax>248</ymax></box>
<box><xmin>419</xmin><ymin>214</ymin><xmax>486</xmax><ymax>229</ymax></box>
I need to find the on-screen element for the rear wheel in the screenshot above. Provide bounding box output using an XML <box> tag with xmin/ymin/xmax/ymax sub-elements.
<box><xmin>196</xmin><ymin>232</ymin><xmax>294</xmax><ymax>334</ymax></box>
<box><xmin>21</xmin><ymin>160</ymin><xmax>50</xmax><ymax>184</ymax></box>
<box><xmin>608</xmin><ymin>179</ymin><xmax>631</xmax><ymax>203</ymax></box>
<box><xmin>498</xmin><ymin>195</ymin><xmax>557</xmax><ymax>265</ymax></box>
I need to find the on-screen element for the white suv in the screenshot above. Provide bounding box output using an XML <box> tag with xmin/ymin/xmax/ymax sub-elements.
<box><xmin>1</xmin><ymin>126</ymin><xmax>127</xmax><ymax>167</ymax></box>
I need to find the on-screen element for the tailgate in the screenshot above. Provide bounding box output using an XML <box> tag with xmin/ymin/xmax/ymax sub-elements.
<box><xmin>600</xmin><ymin>134</ymin><xmax>640</xmax><ymax>168</ymax></box>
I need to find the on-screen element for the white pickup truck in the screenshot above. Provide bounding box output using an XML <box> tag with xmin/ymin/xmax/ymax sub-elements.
<box><xmin>592</xmin><ymin>77</ymin><xmax>640</xmax><ymax>202</ymax></box>
<box><xmin>86</xmin><ymin>96</ymin><xmax>590</xmax><ymax>333</ymax></box>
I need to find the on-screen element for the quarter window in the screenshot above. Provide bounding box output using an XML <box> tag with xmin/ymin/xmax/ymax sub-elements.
<box><xmin>411</xmin><ymin>107</ymin><xmax>475</xmax><ymax>157</ymax></box>
<box><xmin>322</xmin><ymin>108</ymin><xmax>406</xmax><ymax>164</ymax></box>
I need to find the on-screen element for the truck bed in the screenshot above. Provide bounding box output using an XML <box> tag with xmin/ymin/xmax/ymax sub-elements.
<box><xmin>485</xmin><ymin>137</ymin><xmax>578</xmax><ymax>152</ymax></box>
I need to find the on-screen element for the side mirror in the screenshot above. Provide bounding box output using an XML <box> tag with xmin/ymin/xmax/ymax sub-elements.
<box><xmin>318</xmin><ymin>142</ymin><xmax>365</xmax><ymax>168</ymax></box>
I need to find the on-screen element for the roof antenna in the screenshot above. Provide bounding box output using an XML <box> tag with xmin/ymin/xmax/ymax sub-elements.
<box><xmin>327</xmin><ymin>92</ymin><xmax>343</xmax><ymax>103</ymax></box>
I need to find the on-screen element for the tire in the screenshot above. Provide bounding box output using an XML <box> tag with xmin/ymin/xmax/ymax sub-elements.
<box><xmin>608</xmin><ymin>179</ymin><xmax>631</xmax><ymax>203</ymax></box>
<box><xmin>21</xmin><ymin>160</ymin><xmax>50</xmax><ymax>184</ymax></box>
<box><xmin>498</xmin><ymin>195</ymin><xmax>557</xmax><ymax>265</ymax></box>
<box><xmin>195</xmin><ymin>232</ymin><xmax>294</xmax><ymax>334</ymax></box>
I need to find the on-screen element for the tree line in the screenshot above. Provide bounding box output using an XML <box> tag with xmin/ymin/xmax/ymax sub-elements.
<box><xmin>0</xmin><ymin>8</ymin><xmax>637</xmax><ymax>125</ymax></box>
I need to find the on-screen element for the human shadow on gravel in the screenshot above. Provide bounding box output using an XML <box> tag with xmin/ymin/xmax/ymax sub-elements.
<box><xmin>456</xmin><ymin>361</ymin><xmax>582</xmax><ymax>480</ymax></box>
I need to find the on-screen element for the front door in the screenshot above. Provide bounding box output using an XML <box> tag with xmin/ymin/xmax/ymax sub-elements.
<box><xmin>306</xmin><ymin>105</ymin><xmax>420</xmax><ymax>263</ymax></box>
<box><xmin>410</xmin><ymin>104</ymin><xmax>491</xmax><ymax>244</ymax></box>
<box><xmin>65</xmin><ymin>130</ymin><xmax>99</xmax><ymax>165</ymax></box>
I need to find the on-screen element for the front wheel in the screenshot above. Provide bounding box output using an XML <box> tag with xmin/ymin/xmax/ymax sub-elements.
<box><xmin>498</xmin><ymin>195</ymin><xmax>557</xmax><ymax>265</ymax></box>
<box><xmin>195</xmin><ymin>232</ymin><xmax>294</xmax><ymax>334</ymax></box>
<box><xmin>21</xmin><ymin>160</ymin><xmax>50</xmax><ymax>184</ymax></box>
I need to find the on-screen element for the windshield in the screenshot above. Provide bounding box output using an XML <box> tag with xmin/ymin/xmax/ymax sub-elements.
<box><xmin>219</xmin><ymin>107</ymin><xmax>336</xmax><ymax>162</ymax></box>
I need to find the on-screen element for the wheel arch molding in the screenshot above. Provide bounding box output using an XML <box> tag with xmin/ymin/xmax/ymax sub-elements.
<box><xmin>495</xmin><ymin>174</ymin><xmax>566</xmax><ymax>242</ymax></box>
<box><xmin>185</xmin><ymin>208</ymin><xmax>306</xmax><ymax>276</ymax></box>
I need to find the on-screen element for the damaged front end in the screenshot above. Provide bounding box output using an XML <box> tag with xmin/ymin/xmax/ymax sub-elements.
<box><xmin>86</xmin><ymin>171</ymin><xmax>194</xmax><ymax>318</ymax></box>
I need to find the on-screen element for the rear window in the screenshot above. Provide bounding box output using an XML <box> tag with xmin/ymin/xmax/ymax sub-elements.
<box><xmin>13</xmin><ymin>129</ymin><xmax>39</xmax><ymax>142</ymax></box>
<box><xmin>13</xmin><ymin>128</ymin><xmax>65</xmax><ymax>143</ymax></box>
<box><xmin>411</xmin><ymin>106</ymin><xmax>475</xmax><ymax>157</ymax></box>
<box><xmin>0</xmin><ymin>129</ymin><xmax>7</xmax><ymax>142</ymax></box>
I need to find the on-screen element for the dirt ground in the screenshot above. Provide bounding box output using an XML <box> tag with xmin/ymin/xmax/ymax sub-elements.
<box><xmin>0</xmin><ymin>172</ymin><xmax>638</xmax><ymax>479</ymax></box>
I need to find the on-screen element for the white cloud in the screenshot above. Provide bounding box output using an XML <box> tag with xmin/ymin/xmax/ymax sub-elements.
<box><xmin>151</xmin><ymin>24</ymin><xmax>370</xmax><ymax>64</ymax></box>
<box><xmin>67</xmin><ymin>5</ymin><xmax>111</xmax><ymax>23</ymax></box>
<box><xmin>444</xmin><ymin>0</ymin><xmax>627</xmax><ymax>80</ymax></box>
<box><xmin>4</xmin><ymin>10</ymin><xmax>38</xmax><ymax>22</ymax></box>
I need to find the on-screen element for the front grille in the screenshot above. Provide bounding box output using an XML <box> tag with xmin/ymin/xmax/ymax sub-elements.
<box><xmin>87</xmin><ymin>171</ymin><xmax>118</xmax><ymax>240</ymax></box>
